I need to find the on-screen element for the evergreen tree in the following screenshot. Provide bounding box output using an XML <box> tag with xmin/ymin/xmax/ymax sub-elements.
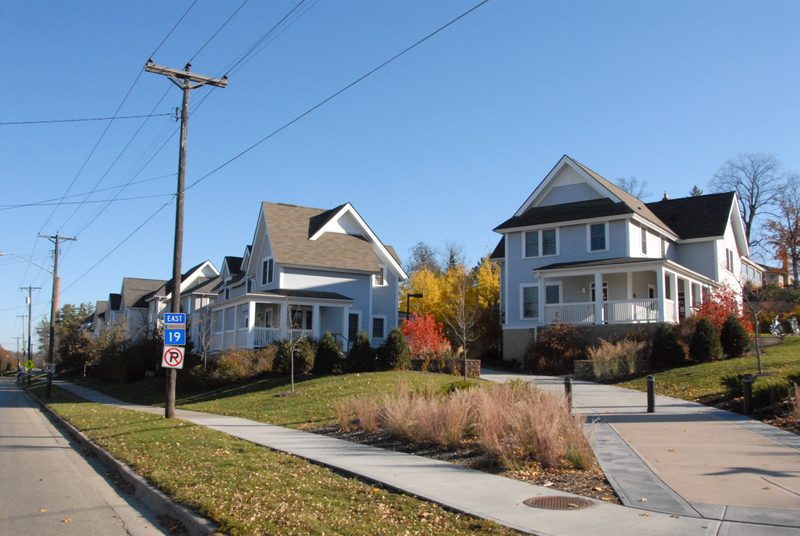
<box><xmin>690</xmin><ymin>318</ymin><xmax>723</xmax><ymax>361</ymax></box>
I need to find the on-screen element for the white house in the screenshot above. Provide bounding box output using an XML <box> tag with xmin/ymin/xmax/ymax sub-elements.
<box><xmin>491</xmin><ymin>155</ymin><xmax>762</xmax><ymax>361</ymax></box>
<box><xmin>209</xmin><ymin>201</ymin><xmax>407</xmax><ymax>352</ymax></box>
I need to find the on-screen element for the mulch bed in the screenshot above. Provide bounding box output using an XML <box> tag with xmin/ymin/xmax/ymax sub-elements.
<box><xmin>313</xmin><ymin>425</ymin><xmax>620</xmax><ymax>504</ymax></box>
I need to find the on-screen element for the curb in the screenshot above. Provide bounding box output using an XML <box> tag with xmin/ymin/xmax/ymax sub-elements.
<box><xmin>23</xmin><ymin>384</ymin><xmax>219</xmax><ymax>536</ymax></box>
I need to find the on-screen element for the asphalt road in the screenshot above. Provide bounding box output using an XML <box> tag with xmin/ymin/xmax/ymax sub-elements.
<box><xmin>0</xmin><ymin>378</ymin><xmax>166</xmax><ymax>536</ymax></box>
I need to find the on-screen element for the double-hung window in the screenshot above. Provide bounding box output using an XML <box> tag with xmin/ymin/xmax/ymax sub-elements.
<box><xmin>262</xmin><ymin>258</ymin><xmax>274</xmax><ymax>285</ymax></box>
<box><xmin>374</xmin><ymin>266</ymin><xmax>387</xmax><ymax>286</ymax></box>
<box><xmin>726</xmin><ymin>249</ymin><xmax>734</xmax><ymax>272</ymax></box>
<box><xmin>641</xmin><ymin>226</ymin><xmax>648</xmax><ymax>254</ymax></box>
<box><xmin>589</xmin><ymin>223</ymin><xmax>608</xmax><ymax>252</ymax></box>
<box><xmin>523</xmin><ymin>229</ymin><xmax>557</xmax><ymax>258</ymax></box>
<box><xmin>521</xmin><ymin>285</ymin><xmax>539</xmax><ymax>319</ymax></box>
<box><xmin>372</xmin><ymin>316</ymin><xmax>386</xmax><ymax>339</ymax></box>
<box><xmin>544</xmin><ymin>283</ymin><xmax>560</xmax><ymax>305</ymax></box>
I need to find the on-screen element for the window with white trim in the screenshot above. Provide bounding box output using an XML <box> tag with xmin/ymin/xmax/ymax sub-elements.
<box><xmin>262</xmin><ymin>258</ymin><xmax>274</xmax><ymax>285</ymax></box>
<box><xmin>725</xmin><ymin>249</ymin><xmax>734</xmax><ymax>272</ymax></box>
<box><xmin>238</xmin><ymin>304</ymin><xmax>248</xmax><ymax>329</ymax></box>
<box><xmin>374</xmin><ymin>266</ymin><xmax>387</xmax><ymax>286</ymax></box>
<box><xmin>588</xmin><ymin>223</ymin><xmax>608</xmax><ymax>252</ymax></box>
<box><xmin>523</xmin><ymin>229</ymin><xmax>557</xmax><ymax>258</ymax></box>
<box><xmin>544</xmin><ymin>283</ymin><xmax>561</xmax><ymax>305</ymax></box>
<box><xmin>521</xmin><ymin>285</ymin><xmax>539</xmax><ymax>319</ymax></box>
<box><xmin>641</xmin><ymin>225</ymin><xmax>647</xmax><ymax>254</ymax></box>
<box><xmin>372</xmin><ymin>316</ymin><xmax>386</xmax><ymax>339</ymax></box>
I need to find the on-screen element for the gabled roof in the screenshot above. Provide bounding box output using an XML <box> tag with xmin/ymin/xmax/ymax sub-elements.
<box><xmin>108</xmin><ymin>293</ymin><xmax>121</xmax><ymax>311</ymax></box>
<box><xmin>223</xmin><ymin>256</ymin><xmax>243</xmax><ymax>275</ymax></box>
<box><xmin>646</xmin><ymin>192</ymin><xmax>735</xmax><ymax>240</ymax></box>
<box><xmin>147</xmin><ymin>260</ymin><xmax>219</xmax><ymax>300</ymax></box>
<box><xmin>262</xmin><ymin>202</ymin><xmax>406</xmax><ymax>278</ymax></box>
<box><xmin>95</xmin><ymin>300</ymin><xmax>108</xmax><ymax>316</ymax></box>
<box><xmin>496</xmin><ymin>198</ymin><xmax>632</xmax><ymax>231</ymax></box>
<box><xmin>121</xmin><ymin>277</ymin><xmax>167</xmax><ymax>309</ymax></box>
<box><xmin>490</xmin><ymin>237</ymin><xmax>505</xmax><ymax>260</ymax></box>
<box><xmin>183</xmin><ymin>276</ymin><xmax>221</xmax><ymax>295</ymax></box>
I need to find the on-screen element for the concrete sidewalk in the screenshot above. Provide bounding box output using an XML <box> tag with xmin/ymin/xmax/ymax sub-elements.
<box><xmin>482</xmin><ymin>370</ymin><xmax>800</xmax><ymax>529</ymax></box>
<box><xmin>0</xmin><ymin>379</ymin><xmax>165</xmax><ymax>536</ymax></box>
<box><xmin>53</xmin><ymin>381</ymin><xmax>799</xmax><ymax>535</ymax></box>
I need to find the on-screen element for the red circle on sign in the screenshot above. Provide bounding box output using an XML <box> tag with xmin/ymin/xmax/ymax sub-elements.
<box><xmin>163</xmin><ymin>347</ymin><xmax>183</xmax><ymax>366</ymax></box>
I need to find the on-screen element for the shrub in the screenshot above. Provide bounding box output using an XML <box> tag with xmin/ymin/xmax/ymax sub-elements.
<box><xmin>201</xmin><ymin>346</ymin><xmax>276</xmax><ymax>386</ymax></box>
<box><xmin>650</xmin><ymin>324</ymin><xmax>684</xmax><ymax>369</ymax></box>
<box><xmin>525</xmin><ymin>324</ymin><xmax>586</xmax><ymax>375</ymax></box>
<box><xmin>273</xmin><ymin>339</ymin><xmax>315</xmax><ymax>376</ymax></box>
<box><xmin>346</xmin><ymin>331</ymin><xmax>375</xmax><ymax>372</ymax></box>
<box><xmin>378</xmin><ymin>329</ymin><xmax>411</xmax><ymax>370</ymax></box>
<box><xmin>587</xmin><ymin>339</ymin><xmax>643</xmax><ymax>381</ymax></box>
<box><xmin>351</xmin><ymin>396</ymin><xmax>380</xmax><ymax>432</ymax></box>
<box><xmin>439</xmin><ymin>379</ymin><xmax>479</xmax><ymax>395</ymax></box>
<box><xmin>690</xmin><ymin>318</ymin><xmax>722</xmax><ymax>362</ymax></box>
<box><xmin>401</xmin><ymin>313</ymin><xmax>451</xmax><ymax>370</ymax></box>
<box><xmin>695</xmin><ymin>284</ymin><xmax>752</xmax><ymax>333</ymax></box>
<box><xmin>314</xmin><ymin>332</ymin><xmax>345</xmax><ymax>375</ymax></box>
<box><xmin>720</xmin><ymin>315</ymin><xmax>750</xmax><ymax>358</ymax></box>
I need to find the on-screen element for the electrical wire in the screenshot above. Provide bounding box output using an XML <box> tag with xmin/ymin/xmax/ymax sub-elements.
<box><xmin>0</xmin><ymin>113</ymin><xmax>174</xmax><ymax>126</ymax></box>
<box><xmin>187</xmin><ymin>0</ymin><xmax>249</xmax><ymax>64</ymax></box>
<box><xmin>0</xmin><ymin>193</ymin><xmax>174</xmax><ymax>211</ymax></box>
<box><xmin>187</xmin><ymin>0</ymin><xmax>492</xmax><ymax>192</ymax></box>
<box><xmin>150</xmin><ymin>0</ymin><xmax>199</xmax><ymax>59</ymax></box>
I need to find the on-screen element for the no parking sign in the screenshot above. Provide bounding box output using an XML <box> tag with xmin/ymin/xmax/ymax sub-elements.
<box><xmin>162</xmin><ymin>346</ymin><xmax>185</xmax><ymax>369</ymax></box>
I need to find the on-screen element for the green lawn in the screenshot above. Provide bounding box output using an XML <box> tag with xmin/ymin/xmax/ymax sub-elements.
<box><xmin>78</xmin><ymin>370</ymin><xmax>468</xmax><ymax>428</ymax></box>
<box><xmin>31</xmin><ymin>383</ymin><xmax>512</xmax><ymax>536</ymax></box>
<box><xmin>618</xmin><ymin>336</ymin><xmax>800</xmax><ymax>404</ymax></box>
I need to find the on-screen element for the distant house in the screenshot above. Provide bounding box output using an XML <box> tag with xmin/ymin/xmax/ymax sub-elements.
<box><xmin>491</xmin><ymin>155</ymin><xmax>762</xmax><ymax>361</ymax></box>
<box><xmin>119</xmin><ymin>278</ymin><xmax>167</xmax><ymax>341</ymax></box>
<box><xmin>209</xmin><ymin>201</ymin><xmax>407</xmax><ymax>352</ymax></box>
<box><xmin>83</xmin><ymin>299</ymin><xmax>108</xmax><ymax>338</ymax></box>
<box><xmin>758</xmin><ymin>263</ymin><xmax>793</xmax><ymax>288</ymax></box>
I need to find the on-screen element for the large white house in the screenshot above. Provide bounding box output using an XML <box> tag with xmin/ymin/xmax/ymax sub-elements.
<box><xmin>491</xmin><ymin>155</ymin><xmax>763</xmax><ymax>361</ymax></box>
<box><xmin>208</xmin><ymin>201</ymin><xmax>407</xmax><ymax>352</ymax></box>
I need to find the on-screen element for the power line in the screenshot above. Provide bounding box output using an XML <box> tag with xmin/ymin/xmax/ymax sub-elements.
<box><xmin>0</xmin><ymin>193</ymin><xmax>175</xmax><ymax>211</ymax></box>
<box><xmin>0</xmin><ymin>173</ymin><xmax>175</xmax><ymax>209</ymax></box>
<box><xmin>187</xmin><ymin>0</ymin><xmax>493</xmax><ymax>192</ymax></box>
<box><xmin>150</xmin><ymin>0</ymin><xmax>199</xmax><ymax>59</ymax></box>
<box><xmin>187</xmin><ymin>0</ymin><xmax>249</xmax><ymax>64</ymax></box>
<box><xmin>0</xmin><ymin>112</ymin><xmax>173</xmax><ymax>126</ymax></box>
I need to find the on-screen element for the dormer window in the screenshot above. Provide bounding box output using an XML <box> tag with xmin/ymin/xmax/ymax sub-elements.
<box><xmin>588</xmin><ymin>223</ymin><xmax>608</xmax><ymax>252</ymax></box>
<box><xmin>374</xmin><ymin>266</ymin><xmax>387</xmax><ymax>286</ymax></box>
<box><xmin>262</xmin><ymin>258</ymin><xmax>274</xmax><ymax>285</ymax></box>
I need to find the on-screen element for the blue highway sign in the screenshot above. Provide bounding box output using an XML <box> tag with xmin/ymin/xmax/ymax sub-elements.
<box><xmin>164</xmin><ymin>313</ymin><xmax>186</xmax><ymax>325</ymax></box>
<box><xmin>164</xmin><ymin>328</ymin><xmax>186</xmax><ymax>346</ymax></box>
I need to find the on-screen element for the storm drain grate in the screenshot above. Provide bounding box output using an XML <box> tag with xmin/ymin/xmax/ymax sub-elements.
<box><xmin>523</xmin><ymin>496</ymin><xmax>593</xmax><ymax>510</ymax></box>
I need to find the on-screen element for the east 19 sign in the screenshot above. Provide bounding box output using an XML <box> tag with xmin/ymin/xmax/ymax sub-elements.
<box><xmin>164</xmin><ymin>328</ymin><xmax>186</xmax><ymax>346</ymax></box>
<box><xmin>164</xmin><ymin>313</ymin><xmax>186</xmax><ymax>325</ymax></box>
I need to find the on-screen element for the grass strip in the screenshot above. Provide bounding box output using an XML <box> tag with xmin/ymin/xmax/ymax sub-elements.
<box><xmin>79</xmin><ymin>371</ymin><xmax>466</xmax><ymax>428</ymax></box>
<box><xmin>618</xmin><ymin>337</ymin><xmax>800</xmax><ymax>403</ymax></box>
<box><xmin>31</xmin><ymin>383</ymin><xmax>513</xmax><ymax>536</ymax></box>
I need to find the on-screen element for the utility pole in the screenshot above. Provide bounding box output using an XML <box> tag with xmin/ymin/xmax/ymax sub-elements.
<box><xmin>39</xmin><ymin>233</ymin><xmax>76</xmax><ymax>398</ymax></box>
<box><xmin>16</xmin><ymin>315</ymin><xmax>27</xmax><ymax>359</ymax></box>
<box><xmin>13</xmin><ymin>336</ymin><xmax>22</xmax><ymax>362</ymax></box>
<box><xmin>20</xmin><ymin>286</ymin><xmax>41</xmax><ymax>386</ymax></box>
<box><xmin>144</xmin><ymin>59</ymin><xmax>227</xmax><ymax>419</ymax></box>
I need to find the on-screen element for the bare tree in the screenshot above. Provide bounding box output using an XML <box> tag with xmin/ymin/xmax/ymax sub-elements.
<box><xmin>286</xmin><ymin>304</ymin><xmax>311</xmax><ymax>394</ymax></box>
<box><xmin>690</xmin><ymin>185</ymin><xmax>703</xmax><ymax>197</ymax></box>
<box><xmin>196</xmin><ymin>306</ymin><xmax>213</xmax><ymax>370</ymax></box>
<box><xmin>443</xmin><ymin>242</ymin><xmax>465</xmax><ymax>271</ymax></box>
<box><xmin>440</xmin><ymin>266</ymin><xmax>478</xmax><ymax>380</ymax></box>
<box><xmin>407</xmin><ymin>242</ymin><xmax>441</xmax><ymax>273</ymax></box>
<box><xmin>710</xmin><ymin>153</ymin><xmax>788</xmax><ymax>246</ymax></box>
<box><xmin>765</xmin><ymin>177</ymin><xmax>800</xmax><ymax>288</ymax></box>
<box><xmin>616</xmin><ymin>177</ymin><xmax>650</xmax><ymax>199</ymax></box>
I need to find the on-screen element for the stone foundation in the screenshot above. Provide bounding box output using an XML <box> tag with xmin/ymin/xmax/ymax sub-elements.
<box><xmin>502</xmin><ymin>328</ymin><xmax>536</xmax><ymax>363</ymax></box>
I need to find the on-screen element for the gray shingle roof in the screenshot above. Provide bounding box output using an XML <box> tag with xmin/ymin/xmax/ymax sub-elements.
<box><xmin>262</xmin><ymin>202</ymin><xmax>384</xmax><ymax>273</ymax></box>
<box><xmin>121</xmin><ymin>278</ymin><xmax>166</xmax><ymax>309</ymax></box>
<box><xmin>646</xmin><ymin>192</ymin><xmax>735</xmax><ymax>240</ymax></box>
<box><xmin>108</xmin><ymin>293</ymin><xmax>121</xmax><ymax>311</ymax></box>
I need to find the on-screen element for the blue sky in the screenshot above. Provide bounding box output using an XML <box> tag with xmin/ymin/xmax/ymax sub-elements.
<box><xmin>1</xmin><ymin>0</ymin><xmax>799</xmax><ymax>351</ymax></box>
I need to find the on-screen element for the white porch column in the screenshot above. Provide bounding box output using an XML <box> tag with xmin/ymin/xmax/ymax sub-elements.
<box><xmin>537</xmin><ymin>275</ymin><xmax>545</xmax><ymax>324</ymax></box>
<box><xmin>684</xmin><ymin>279</ymin><xmax>695</xmax><ymax>317</ymax></box>
<box><xmin>594</xmin><ymin>272</ymin><xmax>603</xmax><ymax>324</ymax></box>
<box><xmin>312</xmin><ymin>304</ymin><xmax>320</xmax><ymax>339</ymax></box>
<box><xmin>656</xmin><ymin>266</ymin><xmax>666</xmax><ymax>322</ymax></box>
<box><xmin>342</xmin><ymin>306</ymin><xmax>350</xmax><ymax>341</ymax></box>
<box><xmin>247</xmin><ymin>301</ymin><xmax>256</xmax><ymax>347</ymax></box>
<box><xmin>670</xmin><ymin>272</ymin><xmax>679</xmax><ymax>322</ymax></box>
<box><xmin>279</xmin><ymin>302</ymin><xmax>289</xmax><ymax>339</ymax></box>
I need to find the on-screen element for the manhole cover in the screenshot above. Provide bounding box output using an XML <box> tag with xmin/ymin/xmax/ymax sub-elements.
<box><xmin>523</xmin><ymin>496</ymin><xmax>593</xmax><ymax>510</ymax></box>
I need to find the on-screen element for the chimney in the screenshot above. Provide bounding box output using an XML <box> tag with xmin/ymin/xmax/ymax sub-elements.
<box><xmin>662</xmin><ymin>191</ymin><xmax>669</xmax><ymax>201</ymax></box>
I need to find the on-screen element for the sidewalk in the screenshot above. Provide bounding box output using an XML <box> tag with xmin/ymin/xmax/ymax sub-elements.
<box><xmin>482</xmin><ymin>370</ymin><xmax>800</xmax><ymax>529</ymax></box>
<box><xmin>53</xmin><ymin>381</ymin><xmax>798</xmax><ymax>536</ymax></box>
<box><xmin>0</xmin><ymin>379</ymin><xmax>165</xmax><ymax>536</ymax></box>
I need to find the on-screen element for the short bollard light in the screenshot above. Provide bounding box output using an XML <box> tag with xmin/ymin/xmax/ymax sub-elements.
<box><xmin>564</xmin><ymin>377</ymin><xmax>573</xmax><ymax>413</ymax></box>
<box><xmin>742</xmin><ymin>375</ymin><xmax>753</xmax><ymax>416</ymax></box>
<box><xmin>646</xmin><ymin>375</ymin><xmax>655</xmax><ymax>413</ymax></box>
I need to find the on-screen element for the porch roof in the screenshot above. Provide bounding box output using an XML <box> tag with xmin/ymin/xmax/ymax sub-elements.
<box><xmin>534</xmin><ymin>256</ymin><xmax>718</xmax><ymax>286</ymax></box>
<box><xmin>251</xmin><ymin>289</ymin><xmax>353</xmax><ymax>301</ymax></box>
<box><xmin>537</xmin><ymin>257</ymin><xmax>655</xmax><ymax>270</ymax></box>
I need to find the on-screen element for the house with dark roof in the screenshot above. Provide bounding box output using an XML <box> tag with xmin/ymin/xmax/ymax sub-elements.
<box><xmin>210</xmin><ymin>201</ymin><xmax>407</xmax><ymax>352</ymax></box>
<box><xmin>143</xmin><ymin>260</ymin><xmax>220</xmax><ymax>347</ymax></box>
<box><xmin>491</xmin><ymin>155</ymin><xmax>762</xmax><ymax>361</ymax></box>
<box><xmin>118</xmin><ymin>277</ymin><xmax>167</xmax><ymax>340</ymax></box>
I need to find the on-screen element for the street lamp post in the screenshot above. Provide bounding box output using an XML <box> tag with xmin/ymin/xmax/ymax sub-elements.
<box><xmin>405</xmin><ymin>293</ymin><xmax>424</xmax><ymax>321</ymax></box>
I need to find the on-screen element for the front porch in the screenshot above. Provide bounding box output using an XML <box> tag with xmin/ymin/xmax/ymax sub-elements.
<box><xmin>532</xmin><ymin>260</ymin><xmax>713</xmax><ymax>325</ymax></box>
<box><xmin>210</xmin><ymin>291</ymin><xmax>354</xmax><ymax>352</ymax></box>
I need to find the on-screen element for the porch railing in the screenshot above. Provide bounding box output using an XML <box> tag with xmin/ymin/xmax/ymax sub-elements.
<box><xmin>253</xmin><ymin>327</ymin><xmax>313</xmax><ymax>347</ymax></box>
<box><xmin>544</xmin><ymin>302</ymin><xmax>595</xmax><ymax>324</ymax></box>
<box><xmin>545</xmin><ymin>298</ymin><xmax>660</xmax><ymax>325</ymax></box>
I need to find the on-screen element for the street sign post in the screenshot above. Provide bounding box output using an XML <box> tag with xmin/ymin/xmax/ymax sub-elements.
<box><xmin>164</xmin><ymin>328</ymin><xmax>186</xmax><ymax>346</ymax></box>
<box><xmin>162</xmin><ymin>346</ymin><xmax>185</xmax><ymax>369</ymax></box>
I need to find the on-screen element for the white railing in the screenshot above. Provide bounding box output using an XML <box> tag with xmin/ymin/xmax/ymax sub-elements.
<box><xmin>545</xmin><ymin>299</ymin><xmax>661</xmax><ymax>325</ymax></box>
<box><xmin>605</xmin><ymin>299</ymin><xmax>659</xmax><ymax>323</ymax></box>
<box><xmin>253</xmin><ymin>327</ymin><xmax>313</xmax><ymax>347</ymax></box>
<box><xmin>545</xmin><ymin>302</ymin><xmax>595</xmax><ymax>324</ymax></box>
<box><xmin>253</xmin><ymin>327</ymin><xmax>280</xmax><ymax>347</ymax></box>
